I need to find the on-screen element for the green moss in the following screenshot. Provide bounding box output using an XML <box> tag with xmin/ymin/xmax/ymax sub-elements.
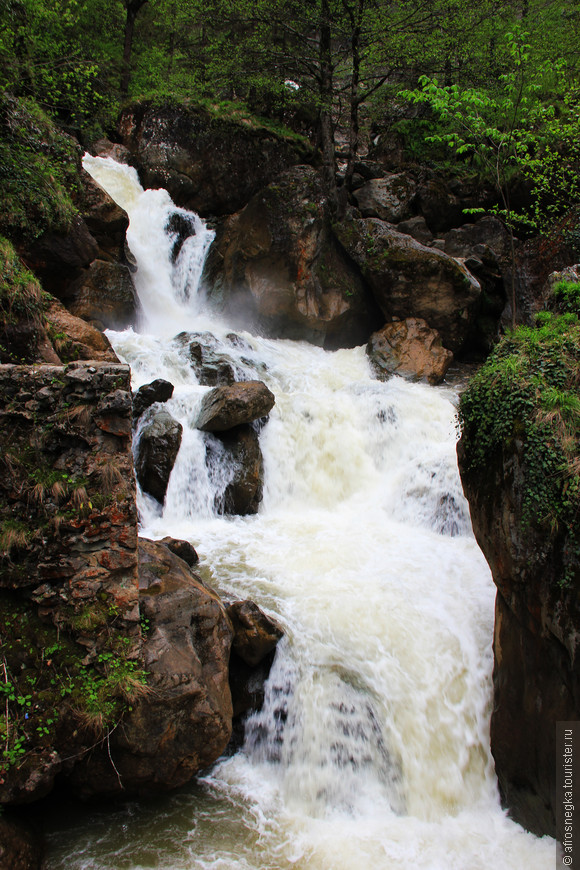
<box><xmin>459</xmin><ymin>312</ymin><xmax>580</xmax><ymax>585</ymax></box>
<box><xmin>0</xmin><ymin>237</ymin><xmax>51</xmax><ymax>360</ymax></box>
<box><xmin>0</xmin><ymin>95</ymin><xmax>79</xmax><ymax>241</ymax></box>
<box><xmin>551</xmin><ymin>280</ymin><xmax>580</xmax><ymax>316</ymax></box>
<box><xmin>0</xmin><ymin>593</ymin><xmax>147</xmax><ymax>772</ymax></box>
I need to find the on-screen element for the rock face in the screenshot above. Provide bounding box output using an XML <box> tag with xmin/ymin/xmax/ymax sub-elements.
<box><xmin>66</xmin><ymin>538</ymin><xmax>234</xmax><ymax>798</ymax></box>
<box><xmin>22</xmin><ymin>215</ymin><xmax>99</xmax><ymax>301</ymax></box>
<box><xmin>117</xmin><ymin>99</ymin><xmax>311</xmax><ymax>217</ymax></box>
<box><xmin>135</xmin><ymin>410</ymin><xmax>183</xmax><ymax>503</ymax></box>
<box><xmin>0</xmin><ymin>362</ymin><xmax>140</xmax><ymax>805</ymax></box>
<box><xmin>176</xmin><ymin>331</ymin><xmax>239</xmax><ymax>385</ymax></box>
<box><xmin>334</xmin><ymin>218</ymin><xmax>481</xmax><ymax>353</ymax></box>
<box><xmin>367</xmin><ymin>319</ymin><xmax>453</xmax><ymax>385</ymax></box>
<box><xmin>227</xmin><ymin>600</ymin><xmax>284</xmax><ymax>667</ymax></box>
<box><xmin>203</xmin><ymin>166</ymin><xmax>383</xmax><ymax>348</ymax></box>
<box><xmin>80</xmin><ymin>171</ymin><xmax>129</xmax><ymax>262</ymax></box>
<box><xmin>68</xmin><ymin>260</ymin><xmax>136</xmax><ymax>330</ymax></box>
<box><xmin>196</xmin><ymin>381</ymin><xmax>275</xmax><ymax>432</ymax></box>
<box><xmin>457</xmin><ymin>431</ymin><xmax>580</xmax><ymax>837</ymax></box>
<box><xmin>0</xmin><ymin>815</ymin><xmax>43</xmax><ymax>870</ymax></box>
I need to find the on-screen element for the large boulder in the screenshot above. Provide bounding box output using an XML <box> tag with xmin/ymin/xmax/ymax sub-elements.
<box><xmin>196</xmin><ymin>381</ymin><xmax>275</xmax><ymax>432</ymax></box>
<box><xmin>132</xmin><ymin>378</ymin><xmax>175</xmax><ymax>422</ymax></box>
<box><xmin>226</xmin><ymin>600</ymin><xmax>284</xmax><ymax>737</ymax></box>
<box><xmin>203</xmin><ymin>166</ymin><xmax>383</xmax><ymax>348</ymax></box>
<box><xmin>211</xmin><ymin>425</ymin><xmax>265</xmax><ymax>516</ymax></box>
<box><xmin>334</xmin><ymin>218</ymin><xmax>481</xmax><ymax>354</ymax></box>
<box><xmin>353</xmin><ymin>173</ymin><xmax>416</xmax><ymax>223</ymax></box>
<box><xmin>117</xmin><ymin>99</ymin><xmax>311</xmax><ymax>217</ymax></box>
<box><xmin>45</xmin><ymin>299</ymin><xmax>119</xmax><ymax>363</ymax></box>
<box><xmin>227</xmin><ymin>600</ymin><xmax>284</xmax><ymax>667</ymax></box>
<box><xmin>68</xmin><ymin>260</ymin><xmax>136</xmax><ymax>330</ymax></box>
<box><xmin>65</xmin><ymin>538</ymin><xmax>234</xmax><ymax>798</ymax></box>
<box><xmin>135</xmin><ymin>410</ymin><xmax>183</xmax><ymax>503</ymax></box>
<box><xmin>367</xmin><ymin>318</ymin><xmax>453</xmax><ymax>385</ymax></box>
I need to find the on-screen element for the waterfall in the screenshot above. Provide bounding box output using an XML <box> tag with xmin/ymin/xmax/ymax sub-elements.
<box><xmin>44</xmin><ymin>156</ymin><xmax>553</xmax><ymax>869</ymax></box>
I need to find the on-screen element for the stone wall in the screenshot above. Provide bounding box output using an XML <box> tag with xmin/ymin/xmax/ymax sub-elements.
<box><xmin>0</xmin><ymin>362</ymin><xmax>139</xmax><ymax>647</ymax></box>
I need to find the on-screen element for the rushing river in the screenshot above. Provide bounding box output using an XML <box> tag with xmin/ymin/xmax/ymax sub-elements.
<box><xmin>43</xmin><ymin>155</ymin><xmax>554</xmax><ymax>869</ymax></box>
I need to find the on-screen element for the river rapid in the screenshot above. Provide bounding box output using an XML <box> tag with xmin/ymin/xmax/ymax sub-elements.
<box><xmin>43</xmin><ymin>156</ymin><xmax>554</xmax><ymax>869</ymax></box>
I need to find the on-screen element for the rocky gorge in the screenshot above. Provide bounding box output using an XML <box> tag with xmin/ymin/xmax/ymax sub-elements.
<box><xmin>0</xmin><ymin>96</ymin><xmax>578</xmax><ymax>865</ymax></box>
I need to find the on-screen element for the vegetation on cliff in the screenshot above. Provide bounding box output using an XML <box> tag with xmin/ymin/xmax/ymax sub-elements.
<box><xmin>459</xmin><ymin>303</ymin><xmax>580</xmax><ymax>585</ymax></box>
<box><xmin>0</xmin><ymin>94</ymin><xmax>80</xmax><ymax>242</ymax></box>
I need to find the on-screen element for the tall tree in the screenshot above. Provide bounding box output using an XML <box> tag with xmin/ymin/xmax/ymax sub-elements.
<box><xmin>121</xmin><ymin>0</ymin><xmax>149</xmax><ymax>97</ymax></box>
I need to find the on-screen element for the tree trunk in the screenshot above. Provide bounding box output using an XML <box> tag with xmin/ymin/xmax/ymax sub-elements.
<box><xmin>339</xmin><ymin>0</ymin><xmax>364</xmax><ymax>218</ymax></box>
<box><xmin>121</xmin><ymin>0</ymin><xmax>148</xmax><ymax>99</ymax></box>
<box><xmin>318</xmin><ymin>0</ymin><xmax>339</xmax><ymax>214</ymax></box>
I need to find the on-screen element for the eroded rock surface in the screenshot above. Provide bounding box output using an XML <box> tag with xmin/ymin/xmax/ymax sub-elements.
<box><xmin>118</xmin><ymin>100</ymin><xmax>310</xmax><ymax>217</ymax></box>
<box><xmin>457</xmin><ymin>428</ymin><xmax>580</xmax><ymax>837</ymax></box>
<box><xmin>65</xmin><ymin>538</ymin><xmax>234</xmax><ymax>798</ymax></box>
<box><xmin>334</xmin><ymin>218</ymin><xmax>481</xmax><ymax>353</ymax></box>
<box><xmin>203</xmin><ymin>166</ymin><xmax>382</xmax><ymax>348</ymax></box>
<box><xmin>367</xmin><ymin>318</ymin><xmax>453</xmax><ymax>385</ymax></box>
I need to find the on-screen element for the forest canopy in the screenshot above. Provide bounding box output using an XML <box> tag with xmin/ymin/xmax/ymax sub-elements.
<box><xmin>1</xmin><ymin>0</ymin><xmax>579</xmax><ymax>222</ymax></box>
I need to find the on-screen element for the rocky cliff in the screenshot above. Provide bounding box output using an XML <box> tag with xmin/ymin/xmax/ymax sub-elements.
<box><xmin>0</xmin><ymin>363</ymin><xmax>281</xmax><ymax>809</ymax></box>
<box><xmin>457</xmin><ymin>308</ymin><xmax>580</xmax><ymax>836</ymax></box>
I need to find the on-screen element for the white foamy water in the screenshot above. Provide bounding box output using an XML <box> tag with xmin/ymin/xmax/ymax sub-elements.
<box><xmin>44</xmin><ymin>156</ymin><xmax>554</xmax><ymax>869</ymax></box>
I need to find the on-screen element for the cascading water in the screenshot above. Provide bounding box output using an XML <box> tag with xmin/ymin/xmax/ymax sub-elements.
<box><xmin>44</xmin><ymin>155</ymin><xmax>553</xmax><ymax>869</ymax></box>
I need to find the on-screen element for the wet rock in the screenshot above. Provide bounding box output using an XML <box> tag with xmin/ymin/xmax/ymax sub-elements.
<box><xmin>135</xmin><ymin>410</ymin><xmax>183</xmax><ymax>503</ymax></box>
<box><xmin>187</xmin><ymin>339</ymin><xmax>237</xmax><ymax>386</ymax></box>
<box><xmin>80</xmin><ymin>171</ymin><xmax>129</xmax><ymax>262</ymax></box>
<box><xmin>117</xmin><ymin>99</ymin><xmax>310</xmax><ymax>217</ymax></box>
<box><xmin>334</xmin><ymin>218</ymin><xmax>481</xmax><ymax>354</ymax></box>
<box><xmin>395</xmin><ymin>215</ymin><xmax>433</xmax><ymax>246</ymax></box>
<box><xmin>166</xmin><ymin>211</ymin><xmax>197</xmax><ymax>263</ymax></box>
<box><xmin>0</xmin><ymin>814</ymin><xmax>43</xmax><ymax>870</ymax></box>
<box><xmin>68</xmin><ymin>260</ymin><xmax>136</xmax><ymax>330</ymax></box>
<box><xmin>22</xmin><ymin>216</ymin><xmax>99</xmax><ymax>301</ymax></box>
<box><xmin>66</xmin><ymin>538</ymin><xmax>233</xmax><ymax>798</ymax></box>
<box><xmin>212</xmin><ymin>425</ymin><xmax>265</xmax><ymax>515</ymax></box>
<box><xmin>367</xmin><ymin>318</ymin><xmax>453</xmax><ymax>385</ymax></box>
<box><xmin>91</xmin><ymin>138</ymin><xmax>131</xmax><ymax>164</ymax></box>
<box><xmin>227</xmin><ymin>600</ymin><xmax>284</xmax><ymax>667</ymax></box>
<box><xmin>132</xmin><ymin>379</ymin><xmax>175</xmax><ymax>422</ymax></box>
<box><xmin>458</xmin><ymin>423</ymin><xmax>580</xmax><ymax>837</ymax></box>
<box><xmin>196</xmin><ymin>381</ymin><xmax>275</xmax><ymax>432</ymax></box>
<box><xmin>226</xmin><ymin>600</ymin><xmax>284</xmax><ymax>735</ymax></box>
<box><xmin>203</xmin><ymin>166</ymin><xmax>383</xmax><ymax>349</ymax></box>
<box><xmin>159</xmin><ymin>536</ymin><xmax>199</xmax><ymax>567</ymax></box>
<box><xmin>45</xmin><ymin>299</ymin><xmax>119</xmax><ymax>363</ymax></box>
<box><xmin>353</xmin><ymin>174</ymin><xmax>416</xmax><ymax>223</ymax></box>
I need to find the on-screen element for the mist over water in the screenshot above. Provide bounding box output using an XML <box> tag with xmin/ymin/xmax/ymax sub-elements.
<box><xmin>44</xmin><ymin>156</ymin><xmax>553</xmax><ymax>869</ymax></box>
